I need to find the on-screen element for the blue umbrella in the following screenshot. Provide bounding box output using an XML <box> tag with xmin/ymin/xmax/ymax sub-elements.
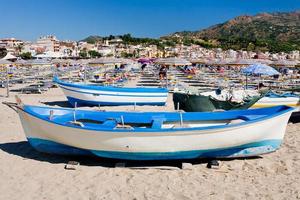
<box><xmin>242</xmin><ymin>63</ymin><xmax>280</xmax><ymax>76</ymax></box>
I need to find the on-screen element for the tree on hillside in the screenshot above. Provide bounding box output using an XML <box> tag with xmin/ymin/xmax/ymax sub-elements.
<box><xmin>16</xmin><ymin>44</ymin><xmax>24</xmax><ymax>55</ymax></box>
<box><xmin>88</xmin><ymin>50</ymin><xmax>101</xmax><ymax>58</ymax></box>
<box><xmin>79</xmin><ymin>48</ymin><xmax>88</xmax><ymax>58</ymax></box>
<box><xmin>20</xmin><ymin>52</ymin><xmax>32</xmax><ymax>60</ymax></box>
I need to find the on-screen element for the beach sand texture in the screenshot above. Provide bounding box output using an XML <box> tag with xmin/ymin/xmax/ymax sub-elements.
<box><xmin>0</xmin><ymin>87</ymin><xmax>300</xmax><ymax>200</ymax></box>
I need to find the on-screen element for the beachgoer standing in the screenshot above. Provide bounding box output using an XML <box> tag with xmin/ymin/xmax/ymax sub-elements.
<box><xmin>159</xmin><ymin>65</ymin><xmax>167</xmax><ymax>80</ymax></box>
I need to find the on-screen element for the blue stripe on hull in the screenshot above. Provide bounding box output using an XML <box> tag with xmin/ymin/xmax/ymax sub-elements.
<box><xmin>27</xmin><ymin>138</ymin><xmax>282</xmax><ymax>160</ymax></box>
<box><xmin>67</xmin><ymin>96</ymin><xmax>166</xmax><ymax>107</ymax></box>
<box><xmin>27</xmin><ymin>137</ymin><xmax>93</xmax><ymax>156</ymax></box>
<box><xmin>54</xmin><ymin>77</ymin><xmax>168</xmax><ymax>93</ymax></box>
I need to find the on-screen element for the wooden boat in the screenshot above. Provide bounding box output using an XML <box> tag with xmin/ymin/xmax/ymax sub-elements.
<box><xmin>173</xmin><ymin>92</ymin><xmax>262</xmax><ymax>112</ymax></box>
<box><xmin>53</xmin><ymin>77</ymin><xmax>168</xmax><ymax>107</ymax></box>
<box><xmin>4</xmin><ymin>100</ymin><xmax>293</xmax><ymax>160</ymax></box>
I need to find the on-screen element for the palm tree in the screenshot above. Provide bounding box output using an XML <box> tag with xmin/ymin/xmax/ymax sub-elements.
<box><xmin>16</xmin><ymin>44</ymin><xmax>24</xmax><ymax>55</ymax></box>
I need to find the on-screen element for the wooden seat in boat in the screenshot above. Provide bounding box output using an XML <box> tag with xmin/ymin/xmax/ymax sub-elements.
<box><xmin>151</xmin><ymin>117</ymin><xmax>166</xmax><ymax>129</ymax></box>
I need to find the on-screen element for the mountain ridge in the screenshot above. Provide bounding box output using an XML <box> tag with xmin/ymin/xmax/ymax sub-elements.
<box><xmin>81</xmin><ymin>11</ymin><xmax>300</xmax><ymax>52</ymax></box>
<box><xmin>165</xmin><ymin>10</ymin><xmax>300</xmax><ymax>52</ymax></box>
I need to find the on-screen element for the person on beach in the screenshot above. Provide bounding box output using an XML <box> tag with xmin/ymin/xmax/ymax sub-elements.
<box><xmin>159</xmin><ymin>65</ymin><xmax>167</xmax><ymax>80</ymax></box>
<box><xmin>141</xmin><ymin>63</ymin><xmax>147</xmax><ymax>72</ymax></box>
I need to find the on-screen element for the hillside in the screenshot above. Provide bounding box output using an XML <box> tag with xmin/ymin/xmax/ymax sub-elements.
<box><xmin>165</xmin><ymin>11</ymin><xmax>300</xmax><ymax>52</ymax></box>
<box><xmin>81</xmin><ymin>35</ymin><xmax>104</xmax><ymax>44</ymax></box>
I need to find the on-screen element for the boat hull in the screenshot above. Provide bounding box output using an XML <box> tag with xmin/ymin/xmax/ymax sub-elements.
<box><xmin>27</xmin><ymin>137</ymin><xmax>282</xmax><ymax>160</ymax></box>
<box><xmin>17</xmin><ymin>107</ymin><xmax>292</xmax><ymax>160</ymax></box>
<box><xmin>61</xmin><ymin>86</ymin><xmax>167</xmax><ymax>106</ymax></box>
<box><xmin>55</xmin><ymin>78</ymin><xmax>168</xmax><ymax>106</ymax></box>
<box><xmin>252</xmin><ymin>96</ymin><xmax>300</xmax><ymax>111</ymax></box>
<box><xmin>173</xmin><ymin>92</ymin><xmax>260</xmax><ymax>112</ymax></box>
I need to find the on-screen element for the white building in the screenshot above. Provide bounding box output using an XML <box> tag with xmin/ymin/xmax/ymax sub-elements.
<box><xmin>226</xmin><ymin>49</ymin><xmax>237</xmax><ymax>59</ymax></box>
<box><xmin>0</xmin><ymin>38</ymin><xmax>24</xmax><ymax>54</ymax></box>
<box><xmin>97</xmin><ymin>45</ymin><xmax>114</xmax><ymax>56</ymax></box>
<box><xmin>289</xmin><ymin>50</ymin><xmax>300</xmax><ymax>60</ymax></box>
<box><xmin>36</xmin><ymin>35</ymin><xmax>60</xmax><ymax>52</ymax></box>
<box><xmin>22</xmin><ymin>41</ymin><xmax>38</xmax><ymax>55</ymax></box>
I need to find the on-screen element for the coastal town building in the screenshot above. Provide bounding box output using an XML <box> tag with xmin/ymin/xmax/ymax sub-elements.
<box><xmin>36</xmin><ymin>35</ymin><xmax>60</xmax><ymax>52</ymax></box>
<box><xmin>0</xmin><ymin>35</ymin><xmax>299</xmax><ymax>63</ymax></box>
<box><xmin>0</xmin><ymin>38</ymin><xmax>24</xmax><ymax>55</ymax></box>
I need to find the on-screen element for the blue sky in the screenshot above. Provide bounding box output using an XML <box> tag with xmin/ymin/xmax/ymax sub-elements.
<box><xmin>0</xmin><ymin>0</ymin><xmax>298</xmax><ymax>41</ymax></box>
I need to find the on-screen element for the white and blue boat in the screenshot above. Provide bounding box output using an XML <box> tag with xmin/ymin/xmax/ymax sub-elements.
<box><xmin>5</xmin><ymin>100</ymin><xmax>293</xmax><ymax>160</ymax></box>
<box><xmin>252</xmin><ymin>91</ymin><xmax>300</xmax><ymax>111</ymax></box>
<box><xmin>53</xmin><ymin>77</ymin><xmax>168</xmax><ymax>106</ymax></box>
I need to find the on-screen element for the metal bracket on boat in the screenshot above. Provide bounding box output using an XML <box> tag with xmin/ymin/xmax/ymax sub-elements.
<box><xmin>96</xmin><ymin>104</ymin><xmax>106</xmax><ymax>112</ymax></box>
<box><xmin>114</xmin><ymin>124</ymin><xmax>134</xmax><ymax>130</ymax></box>
<box><xmin>113</xmin><ymin>115</ymin><xmax>134</xmax><ymax>130</ymax></box>
<box><xmin>67</xmin><ymin>102</ymin><xmax>85</xmax><ymax>127</ymax></box>
<box><xmin>73</xmin><ymin>102</ymin><xmax>77</xmax><ymax>122</ymax></box>
<box><xmin>49</xmin><ymin>110</ymin><xmax>54</xmax><ymax>120</ymax></box>
<box><xmin>179</xmin><ymin>111</ymin><xmax>184</xmax><ymax>127</ymax></box>
<box><xmin>176</xmin><ymin>102</ymin><xmax>184</xmax><ymax>112</ymax></box>
<box><xmin>68</xmin><ymin>121</ymin><xmax>84</xmax><ymax>127</ymax></box>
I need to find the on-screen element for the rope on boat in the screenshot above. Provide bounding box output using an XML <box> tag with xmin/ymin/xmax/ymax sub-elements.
<box><xmin>2</xmin><ymin>95</ymin><xmax>25</xmax><ymax>113</ymax></box>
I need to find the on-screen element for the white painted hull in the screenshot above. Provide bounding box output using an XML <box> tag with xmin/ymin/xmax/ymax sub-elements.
<box><xmin>252</xmin><ymin>96</ymin><xmax>300</xmax><ymax>111</ymax></box>
<box><xmin>17</xmin><ymin>108</ymin><xmax>292</xmax><ymax>160</ymax></box>
<box><xmin>58</xmin><ymin>84</ymin><xmax>168</xmax><ymax>106</ymax></box>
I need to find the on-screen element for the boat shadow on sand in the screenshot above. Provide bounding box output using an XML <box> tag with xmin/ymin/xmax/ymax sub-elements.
<box><xmin>0</xmin><ymin>141</ymin><xmax>263</xmax><ymax>169</ymax></box>
<box><xmin>42</xmin><ymin>101</ymin><xmax>72</xmax><ymax>108</ymax></box>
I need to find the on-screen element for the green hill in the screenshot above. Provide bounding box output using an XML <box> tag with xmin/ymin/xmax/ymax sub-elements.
<box><xmin>81</xmin><ymin>35</ymin><xmax>104</xmax><ymax>44</ymax></box>
<box><xmin>165</xmin><ymin>11</ymin><xmax>300</xmax><ymax>52</ymax></box>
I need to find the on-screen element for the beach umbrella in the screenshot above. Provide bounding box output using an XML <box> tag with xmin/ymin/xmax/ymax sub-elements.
<box><xmin>89</xmin><ymin>57</ymin><xmax>121</xmax><ymax>65</ymax></box>
<box><xmin>119</xmin><ymin>58</ymin><xmax>134</xmax><ymax>64</ymax></box>
<box><xmin>272</xmin><ymin>60</ymin><xmax>298</xmax><ymax>67</ymax></box>
<box><xmin>210</xmin><ymin>58</ymin><xmax>235</xmax><ymax>66</ymax></box>
<box><xmin>137</xmin><ymin>58</ymin><xmax>153</xmax><ymax>64</ymax></box>
<box><xmin>2</xmin><ymin>52</ymin><xmax>17</xmax><ymax>61</ymax></box>
<box><xmin>26</xmin><ymin>59</ymin><xmax>52</xmax><ymax>67</ymax></box>
<box><xmin>154</xmin><ymin>57</ymin><xmax>191</xmax><ymax>66</ymax></box>
<box><xmin>0</xmin><ymin>59</ymin><xmax>13</xmax><ymax>65</ymax></box>
<box><xmin>15</xmin><ymin>58</ymin><xmax>27</xmax><ymax>64</ymax></box>
<box><xmin>242</xmin><ymin>63</ymin><xmax>280</xmax><ymax>89</ymax></box>
<box><xmin>229</xmin><ymin>58</ymin><xmax>272</xmax><ymax>66</ymax></box>
<box><xmin>14</xmin><ymin>58</ymin><xmax>28</xmax><ymax>66</ymax></box>
<box><xmin>89</xmin><ymin>57</ymin><xmax>134</xmax><ymax>65</ymax></box>
<box><xmin>35</xmin><ymin>51</ymin><xmax>63</xmax><ymax>59</ymax></box>
<box><xmin>241</xmin><ymin>63</ymin><xmax>280</xmax><ymax>76</ymax></box>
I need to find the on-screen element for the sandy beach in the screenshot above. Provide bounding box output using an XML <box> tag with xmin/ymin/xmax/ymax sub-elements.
<box><xmin>0</xmin><ymin>86</ymin><xmax>300</xmax><ymax>200</ymax></box>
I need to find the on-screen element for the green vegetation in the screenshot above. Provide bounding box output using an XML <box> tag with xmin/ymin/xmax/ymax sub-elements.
<box><xmin>79</xmin><ymin>50</ymin><xmax>88</xmax><ymax>58</ymax></box>
<box><xmin>82</xmin><ymin>36</ymin><xmax>103</xmax><ymax>44</ymax></box>
<box><xmin>120</xmin><ymin>52</ymin><xmax>134</xmax><ymax>58</ymax></box>
<box><xmin>81</xmin><ymin>11</ymin><xmax>300</xmax><ymax>53</ymax></box>
<box><xmin>19</xmin><ymin>52</ymin><xmax>32</xmax><ymax>60</ymax></box>
<box><xmin>165</xmin><ymin>11</ymin><xmax>300</xmax><ymax>52</ymax></box>
<box><xmin>82</xmin><ymin>33</ymin><xmax>176</xmax><ymax>51</ymax></box>
<box><xmin>88</xmin><ymin>50</ymin><xmax>102</xmax><ymax>58</ymax></box>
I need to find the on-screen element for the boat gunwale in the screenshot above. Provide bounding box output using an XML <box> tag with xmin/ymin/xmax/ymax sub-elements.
<box><xmin>54</xmin><ymin>77</ymin><xmax>168</xmax><ymax>93</ymax></box>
